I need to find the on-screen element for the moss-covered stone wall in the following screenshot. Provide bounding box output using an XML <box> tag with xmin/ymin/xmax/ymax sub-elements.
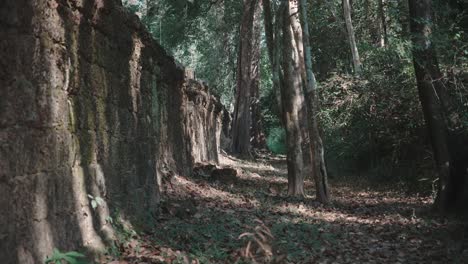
<box><xmin>0</xmin><ymin>0</ymin><xmax>222</xmax><ymax>263</ymax></box>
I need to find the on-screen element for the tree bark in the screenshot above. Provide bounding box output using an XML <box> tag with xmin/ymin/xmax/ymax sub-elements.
<box><xmin>408</xmin><ymin>0</ymin><xmax>456</xmax><ymax>213</ymax></box>
<box><xmin>263</xmin><ymin>0</ymin><xmax>284</xmax><ymax>123</ymax></box>
<box><xmin>343</xmin><ymin>0</ymin><xmax>362</xmax><ymax>74</ymax></box>
<box><xmin>264</xmin><ymin>0</ymin><xmax>311</xmax><ymax>197</ymax></box>
<box><xmin>399</xmin><ymin>0</ymin><xmax>411</xmax><ymax>38</ymax></box>
<box><xmin>298</xmin><ymin>0</ymin><xmax>330</xmax><ymax>204</ymax></box>
<box><xmin>250</xmin><ymin>3</ymin><xmax>266</xmax><ymax>149</ymax></box>
<box><xmin>231</xmin><ymin>0</ymin><xmax>261</xmax><ymax>157</ymax></box>
<box><xmin>288</xmin><ymin>2</ymin><xmax>313</xmax><ymax>181</ymax></box>
<box><xmin>378</xmin><ymin>0</ymin><xmax>388</xmax><ymax>47</ymax></box>
<box><xmin>282</xmin><ymin>0</ymin><xmax>306</xmax><ymax>196</ymax></box>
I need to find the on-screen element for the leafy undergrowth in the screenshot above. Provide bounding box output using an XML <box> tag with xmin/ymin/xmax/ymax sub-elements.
<box><xmin>107</xmin><ymin>153</ymin><xmax>467</xmax><ymax>264</ymax></box>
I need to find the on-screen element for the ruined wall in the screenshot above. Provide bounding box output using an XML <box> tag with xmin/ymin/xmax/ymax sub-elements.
<box><xmin>183</xmin><ymin>79</ymin><xmax>223</xmax><ymax>164</ymax></box>
<box><xmin>0</xmin><ymin>0</ymin><xmax>222</xmax><ymax>263</ymax></box>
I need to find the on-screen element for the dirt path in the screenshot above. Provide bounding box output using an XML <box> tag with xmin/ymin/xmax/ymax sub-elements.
<box><xmin>111</xmin><ymin>154</ymin><xmax>465</xmax><ymax>264</ymax></box>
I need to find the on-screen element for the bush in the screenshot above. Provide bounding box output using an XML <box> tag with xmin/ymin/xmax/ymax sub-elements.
<box><xmin>266</xmin><ymin>127</ymin><xmax>287</xmax><ymax>155</ymax></box>
<box><xmin>317</xmin><ymin>43</ymin><xmax>431</xmax><ymax>183</ymax></box>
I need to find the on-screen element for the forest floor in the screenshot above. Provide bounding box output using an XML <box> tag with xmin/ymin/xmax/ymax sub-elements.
<box><xmin>108</xmin><ymin>153</ymin><xmax>467</xmax><ymax>264</ymax></box>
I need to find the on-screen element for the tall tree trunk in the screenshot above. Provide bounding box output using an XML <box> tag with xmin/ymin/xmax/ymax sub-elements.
<box><xmin>250</xmin><ymin>3</ymin><xmax>266</xmax><ymax>149</ymax></box>
<box><xmin>298</xmin><ymin>0</ymin><xmax>330</xmax><ymax>204</ymax></box>
<box><xmin>282</xmin><ymin>0</ymin><xmax>306</xmax><ymax>196</ymax></box>
<box><xmin>263</xmin><ymin>0</ymin><xmax>275</xmax><ymax>64</ymax></box>
<box><xmin>408</xmin><ymin>0</ymin><xmax>454</xmax><ymax>213</ymax></box>
<box><xmin>231</xmin><ymin>0</ymin><xmax>261</xmax><ymax>157</ymax></box>
<box><xmin>289</xmin><ymin>1</ymin><xmax>314</xmax><ymax>190</ymax></box>
<box><xmin>343</xmin><ymin>0</ymin><xmax>362</xmax><ymax>74</ymax></box>
<box><xmin>264</xmin><ymin>0</ymin><xmax>308</xmax><ymax>196</ymax></box>
<box><xmin>378</xmin><ymin>0</ymin><xmax>388</xmax><ymax>47</ymax></box>
<box><xmin>399</xmin><ymin>0</ymin><xmax>411</xmax><ymax>38</ymax></box>
<box><xmin>263</xmin><ymin>0</ymin><xmax>284</xmax><ymax>123</ymax></box>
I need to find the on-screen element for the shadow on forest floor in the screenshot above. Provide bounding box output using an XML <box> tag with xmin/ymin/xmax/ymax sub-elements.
<box><xmin>108</xmin><ymin>153</ymin><xmax>467</xmax><ymax>264</ymax></box>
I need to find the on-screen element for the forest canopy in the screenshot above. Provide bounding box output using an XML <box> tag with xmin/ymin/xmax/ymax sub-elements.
<box><xmin>123</xmin><ymin>0</ymin><xmax>467</xmax><ymax>200</ymax></box>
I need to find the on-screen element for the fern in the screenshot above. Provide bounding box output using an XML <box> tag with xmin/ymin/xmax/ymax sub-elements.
<box><xmin>45</xmin><ymin>248</ymin><xmax>88</xmax><ymax>264</ymax></box>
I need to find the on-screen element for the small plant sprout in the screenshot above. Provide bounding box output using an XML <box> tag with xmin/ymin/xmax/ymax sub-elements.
<box><xmin>87</xmin><ymin>194</ymin><xmax>105</xmax><ymax>210</ymax></box>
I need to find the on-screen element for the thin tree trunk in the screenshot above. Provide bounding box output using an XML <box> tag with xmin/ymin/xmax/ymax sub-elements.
<box><xmin>231</xmin><ymin>0</ymin><xmax>260</xmax><ymax>157</ymax></box>
<box><xmin>263</xmin><ymin>0</ymin><xmax>275</xmax><ymax>71</ymax></box>
<box><xmin>408</xmin><ymin>0</ymin><xmax>453</xmax><ymax>213</ymax></box>
<box><xmin>263</xmin><ymin>0</ymin><xmax>284</xmax><ymax>123</ymax></box>
<box><xmin>282</xmin><ymin>0</ymin><xmax>307</xmax><ymax>196</ymax></box>
<box><xmin>399</xmin><ymin>0</ymin><xmax>411</xmax><ymax>38</ymax></box>
<box><xmin>343</xmin><ymin>0</ymin><xmax>362</xmax><ymax>74</ymax></box>
<box><xmin>378</xmin><ymin>0</ymin><xmax>388</xmax><ymax>47</ymax></box>
<box><xmin>298</xmin><ymin>0</ymin><xmax>330</xmax><ymax>204</ymax></box>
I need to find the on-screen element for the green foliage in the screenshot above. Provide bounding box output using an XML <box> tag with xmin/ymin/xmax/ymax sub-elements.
<box><xmin>266</xmin><ymin>127</ymin><xmax>287</xmax><ymax>155</ymax></box>
<box><xmin>309</xmin><ymin>0</ymin><xmax>350</xmax><ymax>77</ymax></box>
<box><xmin>110</xmin><ymin>212</ymin><xmax>137</xmax><ymax>243</ymax></box>
<box><xmin>103</xmin><ymin>210</ymin><xmax>140</xmax><ymax>258</ymax></box>
<box><xmin>308</xmin><ymin>0</ymin><xmax>467</xmax><ymax>189</ymax></box>
<box><xmin>45</xmin><ymin>248</ymin><xmax>87</xmax><ymax>264</ymax></box>
<box><xmin>151</xmin><ymin>212</ymin><xmax>244</xmax><ymax>262</ymax></box>
<box><xmin>259</xmin><ymin>51</ymin><xmax>284</xmax><ymax>155</ymax></box>
<box><xmin>123</xmin><ymin>0</ymin><xmax>242</xmax><ymax>105</ymax></box>
<box><xmin>87</xmin><ymin>194</ymin><xmax>104</xmax><ymax>210</ymax></box>
<box><xmin>121</xmin><ymin>0</ymin><xmax>468</xmax><ymax>190</ymax></box>
<box><xmin>317</xmin><ymin>42</ymin><xmax>429</xmax><ymax>181</ymax></box>
<box><xmin>271</xmin><ymin>221</ymin><xmax>336</xmax><ymax>262</ymax></box>
<box><xmin>149</xmin><ymin>208</ymin><xmax>336</xmax><ymax>263</ymax></box>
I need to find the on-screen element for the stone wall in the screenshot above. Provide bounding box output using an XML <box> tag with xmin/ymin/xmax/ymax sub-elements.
<box><xmin>183</xmin><ymin>79</ymin><xmax>223</xmax><ymax>164</ymax></box>
<box><xmin>0</xmin><ymin>0</ymin><xmax>222</xmax><ymax>263</ymax></box>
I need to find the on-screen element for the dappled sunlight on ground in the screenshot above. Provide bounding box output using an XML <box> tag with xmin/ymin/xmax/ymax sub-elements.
<box><xmin>220</xmin><ymin>154</ymin><xmax>287</xmax><ymax>178</ymax></box>
<box><xmin>166</xmin><ymin>174</ymin><xmax>261</xmax><ymax>209</ymax></box>
<box><xmin>109</xmin><ymin>153</ymin><xmax>465</xmax><ymax>263</ymax></box>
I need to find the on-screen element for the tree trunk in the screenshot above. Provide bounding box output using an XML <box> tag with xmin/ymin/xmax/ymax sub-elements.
<box><xmin>288</xmin><ymin>1</ymin><xmax>313</xmax><ymax>182</ymax></box>
<box><xmin>408</xmin><ymin>0</ymin><xmax>456</xmax><ymax>213</ymax></box>
<box><xmin>298</xmin><ymin>0</ymin><xmax>330</xmax><ymax>204</ymax></box>
<box><xmin>263</xmin><ymin>0</ymin><xmax>284</xmax><ymax>123</ymax></box>
<box><xmin>250</xmin><ymin>3</ymin><xmax>266</xmax><ymax>149</ymax></box>
<box><xmin>264</xmin><ymin>0</ymin><xmax>309</xmax><ymax>196</ymax></box>
<box><xmin>378</xmin><ymin>0</ymin><xmax>388</xmax><ymax>47</ymax></box>
<box><xmin>231</xmin><ymin>0</ymin><xmax>261</xmax><ymax>157</ymax></box>
<box><xmin>282</xmin><ymin>0</ymin><xmax>306</xmax><ymax>196</ymax></box>
<box><xmin>399</xmin><ymin>0</ymin><xmax>411</xmax><ymax>38</ymax></box>
<box><xmin>263</xmin><ymin>0</ymin><xmax>275</xmax><ymax>64</ymax></box>
<box><xmin>343</xmin><ymin>0</ymin><xmax>362</xmax><ymax>74</ymax></box>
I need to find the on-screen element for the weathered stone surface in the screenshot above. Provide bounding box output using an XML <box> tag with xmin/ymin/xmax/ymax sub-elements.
<box><xmin>183</xmin><ymin>79</ymin><xmax>223</xmax><ymax>164</ymax></box>
<box><xmin>0</xmin><ymin>0</ymin><xmax>223</xmax><ymax>263</ymax></box>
